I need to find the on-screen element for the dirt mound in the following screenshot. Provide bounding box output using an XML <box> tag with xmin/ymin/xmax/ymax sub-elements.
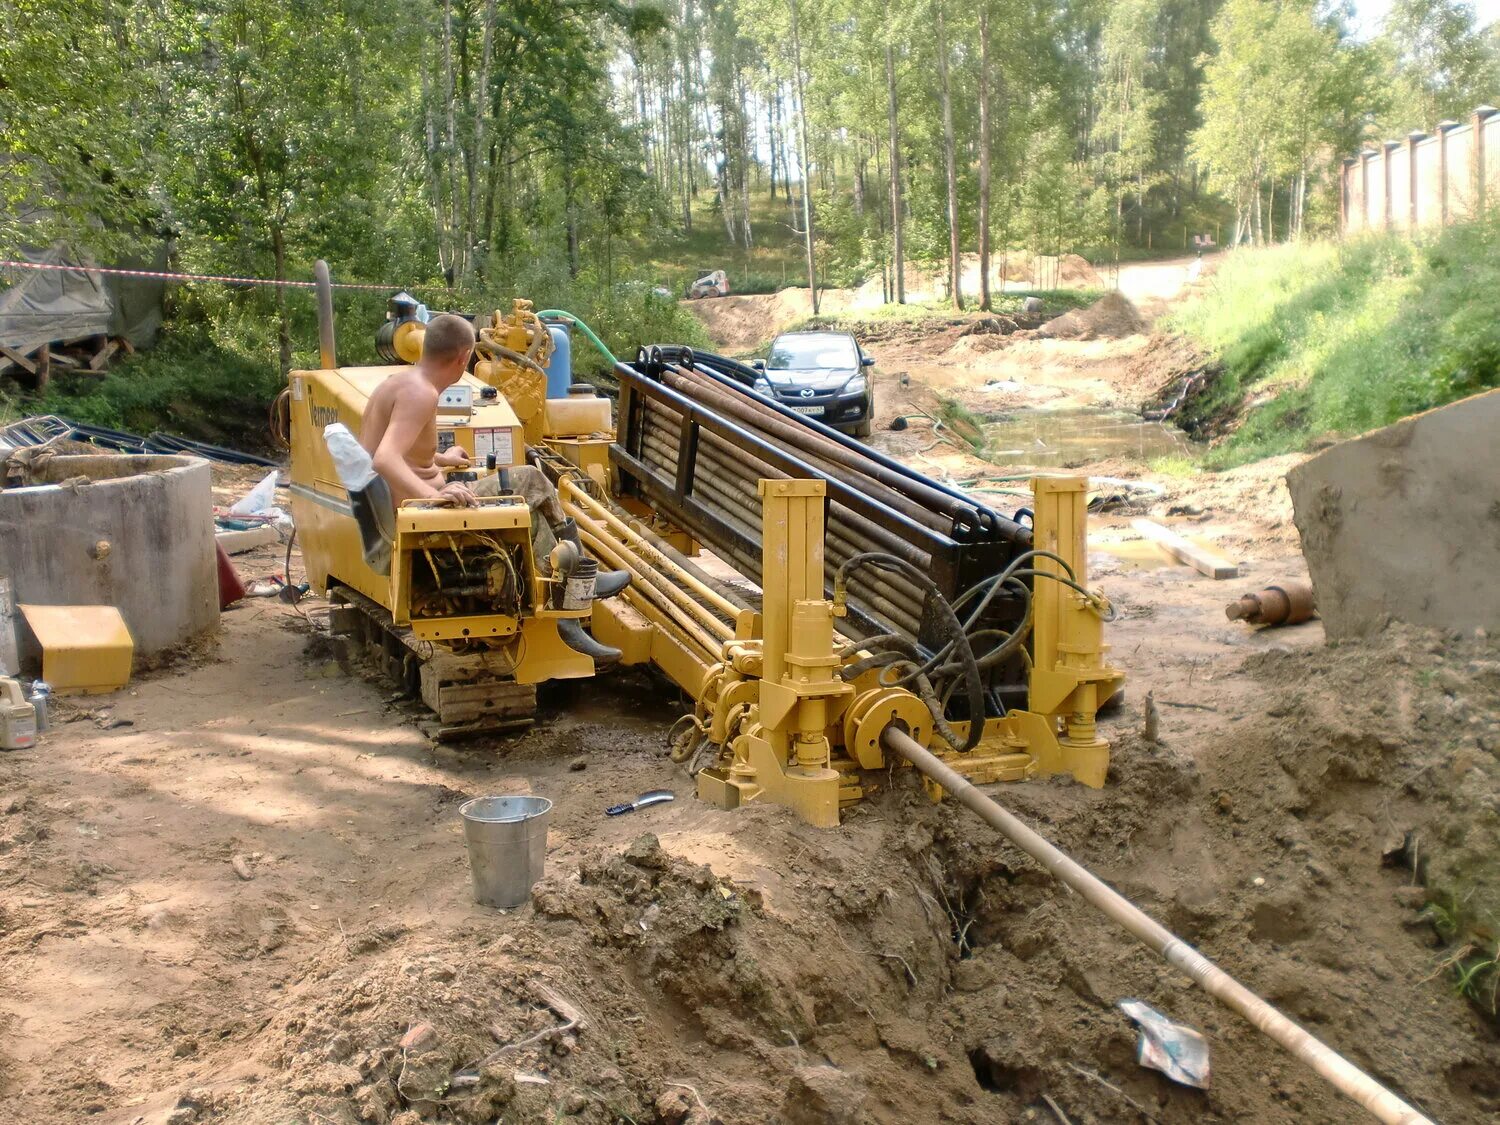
<box><xmin>1058</xmin><ymin>253</ymin><xmax>1103</xmax><ymax>286</ymax></box>
<box><xmin>682</xmin><ymin>290</ymin><xmax>815</xmax><ymax>353</ymax></box>
<box><xmin>683</xmin><ymin>287</ymin><xmax>868</xmax><ymax>353</ymax></box>
<box><xmin>1225</xmin><ymin>625</ymin><xmax>1500</xmax><ymax>1032</ymax></box>
<box><xmin>1035</xmin><ymin>292</ymin><xmax>1146</xmax><ymax>341</ymax></box>
<box><xmin>946</xmin><ymin>334</ymin><xmax>1008</xmax><ymax>359</ymax></box>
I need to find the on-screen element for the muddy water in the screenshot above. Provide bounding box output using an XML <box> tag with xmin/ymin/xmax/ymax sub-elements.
<box><xmin>983</xmin><ymin>406</ymin><xmax>1197</xmax><ymax>467</ymax></box>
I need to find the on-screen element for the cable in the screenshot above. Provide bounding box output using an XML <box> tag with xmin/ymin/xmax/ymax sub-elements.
<box><xmin>835</xmin><ymin>551</ymin><xmax>986</xmax><ymax>751</ymax></box>
<box><xmin>269</xmin><ymin>387</ymin><xmax>292</xmax><ymax>449</ymax></box>
<box><xmin>284</xmin><ymin>525</ymin><xmax>298</xmax><ymax>587</ymax></box>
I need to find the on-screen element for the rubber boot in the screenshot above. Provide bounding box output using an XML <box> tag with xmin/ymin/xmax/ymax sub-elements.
<box><xmin>557</xmin><ymin>617</ymin><xmax>621</xmax><ymax>666</ymax></box>
<box><xmin>552</xmin><ymin>518</ymin><xmax>631</xmax><ymax>599</ymax></box>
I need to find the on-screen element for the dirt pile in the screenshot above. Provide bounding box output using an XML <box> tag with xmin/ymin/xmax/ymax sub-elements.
<box><xmin>1036</xmin><ymin>292</ymin><xmax>1147</xmax><ymax>340</ymax></box>
<box><xmin>682</xmin><ymin>290</ymin><xmax>817</xmax><ymax>353</ymax></box>
<box><xmin>169</xmin><ymin>656</ymin><xmax>1500</xmax><ymax>1124</ymax></box>
<box><xmin>1056</xmin><ymin>253</ymin><xmax>1104</xmax><ymax>286</ymax></box>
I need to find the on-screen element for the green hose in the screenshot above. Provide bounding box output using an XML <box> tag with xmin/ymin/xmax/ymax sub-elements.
<box><xmin>537</xmin><ymin>309</ymin><xmax>618</xmax><ymax>368</ymax></box>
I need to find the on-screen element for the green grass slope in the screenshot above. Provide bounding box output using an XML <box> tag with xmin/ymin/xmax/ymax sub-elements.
<box><xmin>1172</xmin><ymin>221</ymin><xmax>1500</xmax><ymax>466</ymax></box>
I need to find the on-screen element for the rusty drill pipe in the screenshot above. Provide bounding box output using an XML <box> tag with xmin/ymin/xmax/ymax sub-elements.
<box><xmin>669</xmin><ymin>362</ymin><xmax>1003</xmax><ymax>537</ymax></box>
<box><xmin>660</xmin><ymin>366</ymin><xmax>957</xmax><ymax>534</ymax></box>
<box><xmin>881</xmin><ymin>727</ymin><xmax>1435</xmax><ymax>1125</ymax></box>
<box><xmin>1226</xmin><ymin>579</ymin><xmax>1316</xmax><ymax>627</ymax></box>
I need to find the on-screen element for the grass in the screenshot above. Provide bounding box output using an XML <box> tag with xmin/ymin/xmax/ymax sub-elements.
<box><xmin>1171</xmin><ymin>220</ymin><xmax>1500</xmax><ymax>466</ymax></box>
<box><xmin>1147</xmin><ymin>454</ymin><xmax>1200</xmax><ymax>479</ymax></box>
<box><xmin>639</xmin><ymin>188</ymin><xmax>810</xmax><ymax>297</ymax></box>
<box><xmin>1422</xmin><ymin>891</ymin><xmax>1500</xmax><ymax>1019</ymax></box>
<box><xmin>28</xmin><ymin>324</ymin><xmax>289</xmax><ymax>451</ymax></box>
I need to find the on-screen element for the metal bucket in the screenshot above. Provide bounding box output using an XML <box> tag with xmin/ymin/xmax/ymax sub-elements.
<box><xmin>458</xmin><ymin>795</ymin><xmax>552</xmax><ymax>908</ymax></box>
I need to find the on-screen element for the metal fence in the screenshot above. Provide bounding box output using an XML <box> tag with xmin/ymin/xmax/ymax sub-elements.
<box><xmin>1342</xmin><ymin>105</ymin><xmax>1500</xmax><ymax>235</ymax></box>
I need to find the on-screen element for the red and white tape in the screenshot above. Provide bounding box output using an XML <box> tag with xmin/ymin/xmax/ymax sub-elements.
<box><xmin>0</xmin><ymin>257</ymin><xmax>450</xmax><ymax>293</ymax></box>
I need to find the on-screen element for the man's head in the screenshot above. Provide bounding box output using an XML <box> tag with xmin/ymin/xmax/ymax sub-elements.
<box><xmin>418</xmin><ymin>314</ymin><xmax>476</xmax><ymax>386</ymax></box>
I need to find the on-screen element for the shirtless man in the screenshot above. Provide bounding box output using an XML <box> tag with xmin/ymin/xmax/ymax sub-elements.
<box><xmin>361</xmin><ymin>313</ymin><xmax>478</xmax><ymax>506</ymax></box>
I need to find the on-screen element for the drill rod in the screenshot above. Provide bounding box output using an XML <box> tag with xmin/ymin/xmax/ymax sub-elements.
<box><xmin>880</xmin><ymin>727</ymin><xmax>1434</xmax><ymax>1125</ymax></box>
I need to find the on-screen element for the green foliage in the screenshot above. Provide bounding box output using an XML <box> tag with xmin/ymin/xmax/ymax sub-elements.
<box><xmin>1377</xmin><ymin>0</ymin><xmax>1500</xmax><ymax>132</ymax></box>
<box><xmin>32</xmin><ymin>324</ymin><xmax>281</xmax><ymax>448</ymax></box>
<box><xmin>1171</xmin><ymin>220</ymin><xmax>1500</xmax><ymax>465</ymax></box>
<box><xmin>1422</xmin><ymin>891</ymin><xmax>1500</xmax><ymax>1018</ymax></box>
<box><xmin>0</xmin><ymin>1</ymin><xmax>155</xmax><ymax>258</ymax></box>
<box><xmin>1190</xmin><ymin>0</ymin><xmax>1372</xmax><ymax>241</ymax></box>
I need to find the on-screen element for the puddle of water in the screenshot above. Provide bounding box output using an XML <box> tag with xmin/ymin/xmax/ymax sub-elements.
<box><xmin>983</xmin><ymin>407</ymin><xmax>1197</xmax><ymax>467</ymax></box>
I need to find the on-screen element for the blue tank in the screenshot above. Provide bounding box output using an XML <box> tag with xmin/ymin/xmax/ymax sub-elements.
<box><xmin>542</xmin><ymin>319</ymin><xmax>572</xmax><ymax>398</ymax></box>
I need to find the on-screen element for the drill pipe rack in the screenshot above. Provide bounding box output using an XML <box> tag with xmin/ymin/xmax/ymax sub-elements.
<box><xmin>546</xmin><ymin>345</ymin><xmax>1123</xmax><ymax>826</ymax></box>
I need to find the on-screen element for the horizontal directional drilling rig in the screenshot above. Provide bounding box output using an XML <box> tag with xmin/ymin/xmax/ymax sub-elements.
<box><xmin>288</xmin><ymin>265</ymin><xmax>1123</xmax><ymax>825</ymax></box>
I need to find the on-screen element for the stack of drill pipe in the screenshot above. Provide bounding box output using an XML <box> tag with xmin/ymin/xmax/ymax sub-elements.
<box><xmin>659</xmin><ymin>364</ymin><xmax>976</xmax><ymax>538</ymax></box>
<box><xmin>670</xmin><ymin>349</ymin><xmax>1030</xmax><ymax>545</ymax></box>
<box><xmin>636</xmin><ymin>400</ymin><xmax>929</xmax><ymax>636</ymax></box>
<box><xmin>635</xmin><ymin>402</ymin><xmax>930</xmax><ymax>633</ymax></box>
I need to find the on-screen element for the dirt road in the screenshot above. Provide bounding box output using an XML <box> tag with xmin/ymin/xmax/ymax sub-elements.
<box><xmin>3</xmin><ymin>297</ymin><xmax>1499</xmax><ymax>1124</ymax></box>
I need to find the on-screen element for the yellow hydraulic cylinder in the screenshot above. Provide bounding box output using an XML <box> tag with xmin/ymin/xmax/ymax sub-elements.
<box><xmin>1026</xmin><ymin>477</ymin><xmax>1122</xmax><ymax>787</ymax></box>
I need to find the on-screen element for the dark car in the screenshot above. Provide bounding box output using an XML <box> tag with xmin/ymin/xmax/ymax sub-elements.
<box><xmin>751</xmin><ymin>331</ymin><xmax>876</xmax><ymax>437</ymax></box>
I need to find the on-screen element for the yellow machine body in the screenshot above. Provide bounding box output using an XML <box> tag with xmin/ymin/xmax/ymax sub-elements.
<box><xmin>286</xmin><ymin>363</ymin><xmax>599</xmax><ymax>689</ymax></box>
<box><xmin>290</xmin><ymin>290</ymin><xmax>1123</xmax><ymax>823</ymax></box>
<box><xmin>562</xmin><ymin>471</ymin><xmax>1123</xmax><ymax>828</ymax></box>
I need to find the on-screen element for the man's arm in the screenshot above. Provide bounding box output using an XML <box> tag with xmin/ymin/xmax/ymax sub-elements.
<box><xmin>369</xmin><ymin>386</ymin><xmax>445</xmax><ymax>504</ymax></box>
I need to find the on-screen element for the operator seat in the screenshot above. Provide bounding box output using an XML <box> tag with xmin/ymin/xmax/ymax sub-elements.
<box><xmin>348</xmin><ymin>474</ymin><xmax>396</xmax><ymax>576</ymax></box>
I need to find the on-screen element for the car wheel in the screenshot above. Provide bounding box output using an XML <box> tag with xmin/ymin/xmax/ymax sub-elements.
<box><xmin>854</xmin><ymin>416</ymin><xmax>873</xmax><ymax>438</ymax></box>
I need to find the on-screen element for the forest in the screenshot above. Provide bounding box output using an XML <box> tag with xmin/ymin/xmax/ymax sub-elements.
<box><xmin>2</xmin><ymin>0</ymin><xmax>1499</xmax><ymax>365</ymax></box>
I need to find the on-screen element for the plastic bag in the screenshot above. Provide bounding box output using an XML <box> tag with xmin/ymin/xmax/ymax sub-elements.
<box><xmin>324</xmin><ymin>422</ymin><xmax>377</xmax><ymax>491</ymax></box>
<box><xmin>229</xmin><ymin>470</ymin><xmax>280</xmax><ymax>516</ymax></box>
<box><xmin>1118</xmin><ymin>999</ymin><xmax>1211</xmax><ymax>1089</ymax></box>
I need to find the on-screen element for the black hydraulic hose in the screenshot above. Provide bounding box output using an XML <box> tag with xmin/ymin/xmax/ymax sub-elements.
<box><xmin>898</xmin><ymin>549</ymin><xmax>1066</xmax><ymax>684</ymax></box>
<box><xmin>835</xmin><ymin>551</ymin><xmax>985</xmax><ymax>751</ymax></box>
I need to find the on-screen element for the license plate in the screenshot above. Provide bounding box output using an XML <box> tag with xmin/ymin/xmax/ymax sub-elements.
<box><xmin>790</xmin><ymin>405</ymin><xmax>824</xmax><ymax>415</ymax></box>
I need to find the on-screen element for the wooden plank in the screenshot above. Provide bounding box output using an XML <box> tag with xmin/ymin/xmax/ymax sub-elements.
<box><xmin>89</xmin><ymin>339</ymin><xmax>120</xmax><ymax>371</ymax></box>
<box><xmin>46</xmin><ymin>349</ymin><xmax>81</xmax><ymax>369</ymax></box>
<box><xmin>215</xmin><ymin>525</ymin><xmax>279</xmax><ymax>554</ymax></box>
<box><xmin>35</xmin><ymin>347</ymin><xmax>49</xmax><ymax>391</ymax></box>
<box><xmin>0</xmin><ymin>345</ymin><xmax>35</xmax><ymax>375</ymax></box>
<box><xmin>1130</xmin><ymin>518</ymin><xmax>1239</xmax><ymax>579</ymax></box>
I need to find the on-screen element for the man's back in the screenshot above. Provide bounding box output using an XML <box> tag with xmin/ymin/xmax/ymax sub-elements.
<box><xmin>361</xmin><ymin>370</ymin><xmax>442</xmax><ymax>502</ymax></box>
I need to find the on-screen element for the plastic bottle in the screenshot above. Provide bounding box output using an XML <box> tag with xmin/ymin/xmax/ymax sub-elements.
<box><xmin>323</xmin><ymin>423</ymin><xmax>377</xmax><ymax>491</ymax></box>
<box><xmin>0</xmin><ymin>676</ymin><xmax>36</xmax><ymax>750</ymax></box>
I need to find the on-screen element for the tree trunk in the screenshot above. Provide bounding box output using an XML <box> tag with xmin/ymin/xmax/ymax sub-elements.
<box><xmin>977</xmin><ymin>1</ymin><xmax>992</xmax><ymax>312</ymax></box>
<box><xmin>271</xmin><ymin>224</ymin><xmax>292</xmax><ymax>376</ymax></box>
<box><xmin>934</xmin><ymin>0</ymin><xmax>961</xmax><ymax>310</ymax></box>
<box><xmin>467</xmin><ymin>0</ymin><xmax>496</xmax><ymax>281</ymax></box>
<box><xmin>768</xmin><ymin>90</ymin><xmax>779</xmax><ymax>200</ymax></box>
<box><xmin>564</xmin><ymin>159</ymin><xmax>580</xmax><ymax>278</ymax></box>
<box><xmin>442</xmin><ymin>0</ymin><xmax>460</xmax><ymax>277</ymax></box>
<box><xmin>884</xmin><ymin>37</ymin><xmax>904</xmax><ymax>305</ymax></box>
<box><xmin>789</xmin><ymin>0</ymin><xmax>819</xmax><ymax>312</ymax></box>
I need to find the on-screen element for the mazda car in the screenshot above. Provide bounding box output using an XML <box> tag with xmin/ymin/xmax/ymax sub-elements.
<box><xmin>751</xmin><ymin>331</ymin><xmax>876</xmax><ymax>437</ymax></box>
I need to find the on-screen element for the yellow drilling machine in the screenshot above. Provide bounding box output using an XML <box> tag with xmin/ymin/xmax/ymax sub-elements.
<box><xmin>287</xmin><ymin>264</ymin><xmax>1122</xmax><ymax>827</ymax></box>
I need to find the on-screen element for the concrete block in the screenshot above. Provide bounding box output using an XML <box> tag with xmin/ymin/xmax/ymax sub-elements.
<box><xmin>0</xmin><ymin>454</ymin><xmax>218</xmax><ymax>668</ymax></box>
<box><xmin>1287</xmin><ymin>388</ymin><xmax>1500</xmax><ymax>639</ymax></box>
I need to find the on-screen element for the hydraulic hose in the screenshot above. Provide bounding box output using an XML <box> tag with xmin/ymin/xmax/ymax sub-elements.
<box><xmin>836</xmin><ymin>551</ymin><xmax>985</xmax><ymax>750</ymax></box>
<box><xmin>881</xmin><ymin>727</ymin><xmax>1436</xmax><ymax>1125</ymax></box>
<box><xmin>536</xmin><ymin>309</ymin><xmax>619</xmax><ymax>367</ymax></box>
